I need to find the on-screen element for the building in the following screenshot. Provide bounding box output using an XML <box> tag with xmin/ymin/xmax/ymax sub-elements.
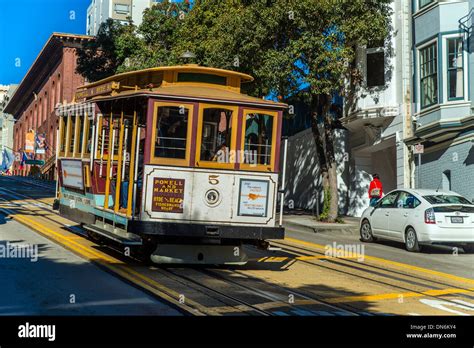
<box><xmin>0</xmin><ymin>85</ymin><xmax>18</xmax><ymax>156</ymax></box>
<box><xmin>406</xmin><ymin>0</ymin><xmax>474</xmax><ymax>203</ymax></box>
<box><xmin>341</xmin><ymin>0</ymin><xmax>414</xmax><ymax>216</ymax></box>
<box><xmin>4</xmin><ymin>33</ymin><xmax>92</xmax><ymax>178</ymax></box>
<box><xmin>86</xmin><ymin>0</ymin><xmax>154</xmax><ymax>35</ymax></box>
<box><xmin>281</xmin><ymin>1</ymin><xmax>414</xmax><ymax>217</ymax></box>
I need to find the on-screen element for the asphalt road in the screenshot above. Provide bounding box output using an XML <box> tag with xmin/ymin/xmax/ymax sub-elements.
<box><xmin>0</xmin><ymin>216</ymin><xmax>181</xmax><ymax>315</ymax></box>
<box><xmin>0</xmin><ymin>175</ymin><xmax>473</xmax><ymax>316</ymax></box>
<box><xmin>285</xmin><ymin>222</ymin><xmax>474</xmax><ymax>280</ymax></box>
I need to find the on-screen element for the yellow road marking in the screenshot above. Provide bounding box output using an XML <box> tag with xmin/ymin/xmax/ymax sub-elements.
<box><xmin>0</xmin><ymin>208</ymin><xmax>216</xmax><ymax>315</ymax></box>
<box><xmin>282</xmin><ymin>237</ymin><xmax>474</xmax><ymax>285</ymax></box>
<box><xmin>254</xmin><ymin>255</ymin><xmax>360</xmax><ymax>262</ymax></box>
<box><xmin>326</xmin><ymin>287</ymin><xmax>474</xmax><ymax>304</ymax></box>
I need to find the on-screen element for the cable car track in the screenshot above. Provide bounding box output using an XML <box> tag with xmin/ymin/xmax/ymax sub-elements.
<box><xmin>268</xmin><ymin>239</ymin><xmax>474</xmax><ymax>292</ymax></box>
<box><xmin>0</xmin><ymin>178</ymin><xmax>357</xmax><ymax>316</ymax></box>
<box><xmin>1</xmin><ymin>177</ymin><xmax>473</xmax><ymax>316</ymax></box>
<box><xmin>264</xmin><ymin>240</ymin><xmax>474</xmax><ymax>306</ymax></box>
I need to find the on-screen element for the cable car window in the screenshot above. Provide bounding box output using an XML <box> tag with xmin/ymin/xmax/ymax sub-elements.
<box><xmin>68</xmin><ymin>116</ymin><xmax>76</xmax><ymax>155</ymax></box>
<box><xmin>97</xmin><ymin>117</ymin><xmax>109</xmax><ymax>157</ymax></box>
<box><xmin>177</xmin><ymin>73</ymin><xmax>226</xmax><ymax>86</ymax></box>
<box><xmin>200</xmin><ymin>108</ymin><xmax>233</xmax><ymax>162</ymax></box>
<box><xmin>59</xmin><ymin>117</ymin><xmax>66</xmax><ymax>154</ymax></box>
<box><xmin>155</xmin><ymin>106</ymin><xmax>189</xmax><ymax>159</ymax></box>
<box><xmin>76</xmin><ymin>116</ymin><xmax>83</xmax><ymax>156</ymax></box>
<box><xmin>84</xmin><ymin>117</ymin><xmax>93</xmax><ymax>155</ymax></box>
<box><xmin>243</xmin><ymin>113</ymin><xmax>273</xmax><ymax>165</ymax></box>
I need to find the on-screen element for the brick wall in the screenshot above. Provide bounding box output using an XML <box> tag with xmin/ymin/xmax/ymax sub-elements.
<box><xmin>13</xmin><ymin>46</ymin><xmax>85</xmax><ymax>175</ymax></box>
<box><xmin>416</xmin><ymin>138</ymin><xmax>474</xmax><ymax>201</ymax></box>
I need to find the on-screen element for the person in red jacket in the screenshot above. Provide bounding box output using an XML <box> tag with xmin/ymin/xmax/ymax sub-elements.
<box><xmin>369</xmin><ymin>173</ymin><xmax>383</xmax><ymax>207</ymax></box>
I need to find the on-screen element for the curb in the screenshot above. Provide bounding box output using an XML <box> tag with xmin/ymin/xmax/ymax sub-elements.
<box><xmin>283</xmin><ymin>219</ymin><xmax>359</xmax><ymax>236</ymax></box>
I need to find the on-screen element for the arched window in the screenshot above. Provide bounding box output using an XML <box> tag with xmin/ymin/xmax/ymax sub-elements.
<box><xmin>38</xmin><ymin>99</ymin><xmax>42</xmax><ymax>126</ymax></box>
<box><xmin>44</xmin><ymin>92</ymin><xmax>48</xmax><ymax>122</ymax></box>
<box><xmin>442</xmin><ymin>170</ymin><xmax>451</xmax><ymax>191</ymax></box>
<box><xmin>34</xmin><ymin>104</ymin><xmax>37</xmax><ymax>129</ymax></box>
<box><xmin>57</xmin><ymin>74</ymin><xmax>61</xmax><ymax>104</ymax></box>
<box><xmin>51</xmin><ymin>81</ymin><xmax>56</xmax><ymax>111</ymax></box>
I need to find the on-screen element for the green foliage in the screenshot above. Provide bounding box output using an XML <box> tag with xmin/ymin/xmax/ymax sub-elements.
<box><xmin>117</xmin><ymin>0</ymin><xmax>191</xmax><ymax>72</ymax></box>
<box><xmin>76</xmin><ymin>19</ymin><xmax>132</xmax><ymax>82</ymax></box>
<box><xmin>318</xmin><ymin>187</ymin><xmax>331</xmax><ymax>222</ymax></box>
<box><xmin>75</xmin><ymin>0</ymin><xmax>392</xmax><ymax>221</ymax></box>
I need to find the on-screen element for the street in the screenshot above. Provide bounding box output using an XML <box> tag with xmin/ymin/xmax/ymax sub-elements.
<box><xmin>0</xmin><ymin>176</ymin><xmax>472</xmax><ymax>317</ymax></box>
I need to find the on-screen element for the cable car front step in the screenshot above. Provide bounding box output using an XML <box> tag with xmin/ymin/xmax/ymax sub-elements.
<box><xmin>83</xmin><ymin>224</ymin><xmax>143</xmax><ymax>246</ymax></box>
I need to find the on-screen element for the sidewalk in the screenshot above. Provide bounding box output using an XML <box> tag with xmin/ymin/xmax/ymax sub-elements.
<box><xmin>4</xmin><ymin>176</ymin><xmax>56</xmax><ymax>191</ymax></box>
<box><xmin>283</xmin><ymin>214</ymin><xmax>360</xmax><ymax>235</ymax></box>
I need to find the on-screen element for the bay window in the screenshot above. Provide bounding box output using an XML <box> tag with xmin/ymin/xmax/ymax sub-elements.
<box><xmin>420</xmin><ymin>43</ymin><xmax>438</xmax><ymax>109</ymax></box>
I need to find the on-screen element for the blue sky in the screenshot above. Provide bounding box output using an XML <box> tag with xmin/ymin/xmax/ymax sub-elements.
<box><xmin>0</xmin><ymin>0</ymin><xmax>90</xmax><ymax>85</ymax></box>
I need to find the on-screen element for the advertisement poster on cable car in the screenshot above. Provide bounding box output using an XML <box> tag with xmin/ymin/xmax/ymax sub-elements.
<box><xmin>61</xmin><ymin>159</ymin><xmax>84</xmax><ymax>190</ymax></box>
<box><xmin>238</xmin><ymin>179</ymin><xmax>269</xmax><ymax>217</ymax></box>
<box><xmin>152</xmin><ymin>177</ymin><xmax>185</xmax><ymax>213</ymax></box>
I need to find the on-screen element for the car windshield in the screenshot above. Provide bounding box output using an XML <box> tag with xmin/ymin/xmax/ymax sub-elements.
<box><xmin>423</xmin><ymin>195</ymin><xmax>472</xmax><ymax>205</ymax></box>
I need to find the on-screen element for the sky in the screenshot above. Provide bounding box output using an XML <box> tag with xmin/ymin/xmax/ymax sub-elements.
<box><xmin>0</xmin><ymin>0</ymin><xmax>90</xmax><ymax>85</ymax></box>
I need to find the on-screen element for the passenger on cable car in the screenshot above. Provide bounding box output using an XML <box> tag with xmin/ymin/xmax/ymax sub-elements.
<box><xmin>212</xmin><ymin>142</ymin><xmax>229</xmax><ymax>162</ymax></box>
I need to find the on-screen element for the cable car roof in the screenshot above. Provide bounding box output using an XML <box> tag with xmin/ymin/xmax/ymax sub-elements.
<box><xmin>74</xmin><ymin>64</ymin><xmax>287</xmax><ymax>109</ymax></box>
<box><xmin>79</xmin><ymin>65</ymin><xmax>254</xmax><ymax>88</ymax></box>
<box><xmin>89</xmin><ymin>84</ymin><xmax>288</xmax><ymax>109</ymax></box>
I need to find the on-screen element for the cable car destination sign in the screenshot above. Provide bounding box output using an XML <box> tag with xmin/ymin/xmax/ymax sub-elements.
<box><xmin>74</xmin><ymin>81</ymin><xmax>120</xmax><ymax>101</ymax></box>
<box><xmin>152</xmin><ymin>178</ymin><xmax>185</xmax><ymax>213</ymax></box>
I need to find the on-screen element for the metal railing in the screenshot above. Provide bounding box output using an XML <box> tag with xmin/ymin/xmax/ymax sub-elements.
<box><xmin>459</xmin><ymin>7</ymin><xmax>474</xmax><ymax>36</ymax></box>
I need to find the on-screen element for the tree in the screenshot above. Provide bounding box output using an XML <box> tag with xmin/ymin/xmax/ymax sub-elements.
<box><xmin>116</xmin><ymin>0</ymin><xmax>191</xmax><ymax>72</ymax></box>
<box><xmin>176</xmin><ymin>0</ymin><xmax>392</xmax><ymax>221</ymax></box>
<box><xmin>76</xmin><ymin>19</ymin><xmax>139</xmax><ymax>82</ymax></box>
<box><xmin>75</xmin><ymin>0</ymin><xmax>392</xmax><ymax>221</ymax></box>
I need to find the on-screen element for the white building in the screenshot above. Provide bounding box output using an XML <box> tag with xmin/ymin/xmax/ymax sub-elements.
<box><xmin>86</xmin><ymin>0</ymin><xmax>154</xmax><ymax>36</ymax></box>
<box><xmin>0</xmin><ymin>85</ymin><xmax>17</xmax><ymax>154</ymax></box>
<box><xmin>341</xmin><ymin>0</ymin><xmax>414</xmax><ymax>216</ymax></box>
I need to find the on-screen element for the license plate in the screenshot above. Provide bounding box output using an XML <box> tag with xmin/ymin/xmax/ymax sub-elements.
<box><xmin>450</xmin><ymin>216</ymin><xmax>464</xmax><ymax>223</ymax></box>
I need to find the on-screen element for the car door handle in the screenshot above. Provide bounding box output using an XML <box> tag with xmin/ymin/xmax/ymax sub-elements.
<box><xmin>403</xmin><ymin>213</ymin><xmax>408</xmax><ymax>217</ymax></box>
<box><xmin>385</xmin><ymin>212</ymin><xmax>389</xmax><ymax>216</ymax></box>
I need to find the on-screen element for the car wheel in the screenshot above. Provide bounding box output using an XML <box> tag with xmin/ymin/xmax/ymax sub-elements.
<box><xmin>360</xmin><ymin>220</ymin><xmax>375</xmax><ymax>242</ymax></box>
<box><xmin>463</xmin><ymin>244</ymin><xmax>474</xmax><ymax>254</ymax></box>
<box><xmin>405</xmin><ymin>227</ymin><xmax>421</xmax><ymax>252</ymax></box>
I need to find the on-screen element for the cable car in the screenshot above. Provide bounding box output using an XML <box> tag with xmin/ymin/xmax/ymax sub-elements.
<box><xmin>55</xmin><ymin>65</ymin><xmax>288</xmax><ymax>264</ymax></box>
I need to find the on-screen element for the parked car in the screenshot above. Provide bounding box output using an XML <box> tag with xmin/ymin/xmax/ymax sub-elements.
<box><xmin>359</xmin><ymin>189</ymin><xmax>474</xmax><ymax>253</ymax></box>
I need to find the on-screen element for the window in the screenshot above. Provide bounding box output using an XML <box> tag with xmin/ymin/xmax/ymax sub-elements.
<box><xmin>420</xmin><ymin>43</ymin><xmax>438</xmax><ymax>109</ymax></box>
<box><xmin>177</xmin><ymin>73</ymin><xmax>227</xmax><ymax>86</ymax></box>
<box><xmin>114</xmin><ymin>4</ymin><xmax>129</xmax><ymax>14</ymax></box>
<box><xmin>396</xmin><ymin>192</ymin><xmax>421</xmax><ymax>209</ymax></box>
<box><xmin>51</xmin><ymin>82</ymin><xmax>56</xmax><ymax>111</ymax></box>
<box><xmin>419</xmin><ymin>0</ymin><xmax>435</xmax><ymax>9</ymax></box>
<box><xmin>199</xmin><ymin>108</ymin><xmax>234</xmax><ymax>162</ymax></box>
<box><xmin>59</xmin><ymin>117</ymin><xmax>66</xmax><ymax>154</ymax></box>
<box><xmin>366</xmin><ymin>42</ymin><xmax>385</xmax><ymax>87</ymax></box>
<box><xmin>243</xmin><ymin>112</ymin><xmax>274</xmax><ymax>166</ymax></box>
<box><xmin>442</xmin><ymin>170</ymin><xmax>451</xmax><ymax>191</ymax></box>
<box><xmin>154</xmin><ymin>106</ymin><xmax>189</xmax><ymax>159</ymax></box>
<box><xmin>378</xmin><ymin>191</ymin><xmax>399</xmax><ymax>208</ymax></box>
<box><xmin>68</xmin><ymin>116</ymin><xmax>76</xmax><ymax>155</ymax></box>
<box><xmin>447</xmin><ymin>38</ymin><xmax>464</xmax><ymax>100</ymax></box>
<box><xmin>76</xmin><ymin>116</ymin><xmax>84</xmax><ymax>157</ymax></box>
<box><xmin>84</xmin><ymin>116</ymin><xmax>93</xmax><ymax>155</ymax></box>
<box><xmin>423</xmin><ymin>195</ymin><xmax>471</xmax><ymax>205</ymax></box>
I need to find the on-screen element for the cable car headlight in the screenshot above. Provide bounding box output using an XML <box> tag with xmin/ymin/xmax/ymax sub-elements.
<box><xmin>205</xmin><ymin>189</ymin><xmax>220</xmax><ymax>206</ymax></box>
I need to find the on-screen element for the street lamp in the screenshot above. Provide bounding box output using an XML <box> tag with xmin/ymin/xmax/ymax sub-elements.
<box><xmin>181</xmin><ymin>51</ymin><xmax>196</xmax><ymax>64</ymax></box>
